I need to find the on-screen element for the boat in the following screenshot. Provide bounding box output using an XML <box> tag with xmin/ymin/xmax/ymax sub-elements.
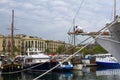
<box><xmin>0</xmin><ymin>10</ymin><xmax>23</xmax><ymax>73</ymax></box>
<box><xmin>55</xmin><ymin>61</ymin><xmax>73</xmax><ymax>71</ymax></box>
<box><xmin>14</xmin><ymin>47</ymin><xmax>58</xmax><ymax>71</ymax></box>
<box><xmin>49</xmin><ymin>54</ymin><xmax>73</xmax><ymax>71</ymax></box>
<box><xmin>93</xmin><ymin>54</ymin><xmax>120</xmax><ymax>68</ymax></box>
<box><xmin>96</xmin><ymin>0</ymin><xmax>120</xmax><ymax>63</ymax></box>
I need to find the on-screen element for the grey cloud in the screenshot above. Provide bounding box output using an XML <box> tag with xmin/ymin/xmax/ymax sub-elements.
<box><xmin>0</xmin><ymin>0</ymin><xmax>120</xmax><ymax>42</ymax></box>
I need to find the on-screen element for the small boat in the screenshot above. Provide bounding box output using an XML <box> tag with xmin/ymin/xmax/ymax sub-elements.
<box><xmin>56</xmin><ymin>61</ymin><xmax>73</xmax><ymax>71</ymax></box>
<box><xmin>49</xmin><ymin>54</ymin><xmax>73</xmax><ymax>71</ymax></box>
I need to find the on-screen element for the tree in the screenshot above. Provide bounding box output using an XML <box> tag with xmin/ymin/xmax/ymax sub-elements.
<box><xmin>92</xmin><ymin>45</ymin><xmax>107</xmax><ymax>54</ymax></box>
<box><xmin>56</xmin><ymin>45</ymin><xmax>66</xmax><ymax>54</ymax></box>
<box><xmin>45</xmin><ymin>40</ymin><xmax>50</xmax><ymax>54</ymax></box>
<box><xmin>80</xmin><ymin>44</ymin><xmax>107</xmax><ymax>56</ymax></box>
<box><xmin>45</xmin><ymin>48</ymin><xmax>50</xmax><ymax>54</ymax></box>
<box><xmin>13</xmin><ymin>46</ymin><xmax>19</xmax><ymax>52</ymax></box>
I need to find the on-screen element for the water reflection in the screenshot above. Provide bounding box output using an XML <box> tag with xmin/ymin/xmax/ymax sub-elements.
<box><xmin>1</xmin><ymin>67</ymin><xmax>120</xmax><ymax>80</ymax></box>
<box><xmin>55</xmin><ymin>71</ymin><xmax>73</xmax><ymax>80</ymax></box>
<box><xmin>83</xmin><ymin>67</ymin><xmax>120</xmax><ymax>80</ymax></box>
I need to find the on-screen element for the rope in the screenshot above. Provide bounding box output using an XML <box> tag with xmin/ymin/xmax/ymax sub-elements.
<box><xmin>73</xmin><ymin>0</ymin><xmax>85</xmax><ymax>21</ymax></box>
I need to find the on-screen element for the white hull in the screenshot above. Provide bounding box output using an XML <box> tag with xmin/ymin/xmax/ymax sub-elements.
<box><xmin>96</xmin><ymin>37</ymin><xmax>120</xmax><ymax>63</ymax></box>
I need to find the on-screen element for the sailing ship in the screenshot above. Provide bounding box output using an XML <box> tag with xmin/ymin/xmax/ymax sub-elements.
<box><xmin>0</xmin><ymin>10</ymin><xmax>23</xmax><ymax>73</ymax></box>
<box><xmin>67</xmin><ymin>0</ymin><xmax>120</xmax><ymax>68</ymax></box>
<box><xmin>96</xmin><ymin>0</ymin><xmax>120</xmax><ymax>63</ymax></box>
<box><xmin>79</xmin><ymin>0</ymin><xmax>120</xmax><ymax>67</ymax></box>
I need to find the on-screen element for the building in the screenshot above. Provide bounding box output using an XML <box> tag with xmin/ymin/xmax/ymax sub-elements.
<box><xmin>0</xmin><ymin>34</ymin><xmax>71</xmax><ymax>55</ymax></box>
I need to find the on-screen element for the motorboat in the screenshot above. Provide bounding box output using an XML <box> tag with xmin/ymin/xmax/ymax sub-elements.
<box><xmin>14</xmin><ymin>47</ymin><xmax>57</xmax><ymax>71</ymax></box>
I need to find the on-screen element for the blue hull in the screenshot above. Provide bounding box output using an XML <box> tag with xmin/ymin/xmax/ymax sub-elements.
<box><xmin>56</xmin><ymin>65</ymin><xmax>73</xmax><ymax>71</ymax></box>
<box><xmin>96</xmin><ymin>62</ymin><xmax>120</xmax><ymax>68</ymax></box>
<box><xmin>24</xmin><ymin>62</ymin><xmax>58</xmax><ymax>71</ymax></box>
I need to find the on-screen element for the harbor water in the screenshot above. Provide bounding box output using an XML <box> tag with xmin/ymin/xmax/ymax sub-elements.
<box><xmin>1</xmin><ymin>67</ymin><xmax>120</xmax><ymax>80</ymax></box>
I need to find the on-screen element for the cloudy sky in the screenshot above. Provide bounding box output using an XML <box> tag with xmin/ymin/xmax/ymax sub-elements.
<box><xmin>0</xmin><ymin>0</ymin><xmax>120</xmax><ymax>43</ymax></box>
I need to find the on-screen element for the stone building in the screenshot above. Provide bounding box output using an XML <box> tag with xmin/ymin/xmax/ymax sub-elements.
<box><xmin>0</xmin><ymin>34</ymin><xmax>71</xmax><ymax>55</ymax></box>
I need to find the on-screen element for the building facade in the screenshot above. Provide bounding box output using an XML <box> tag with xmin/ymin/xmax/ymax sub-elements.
<box><xmin>0</xmin><ymin>34</ymin><xmax>71</xmax><ymax>55</ymax></box>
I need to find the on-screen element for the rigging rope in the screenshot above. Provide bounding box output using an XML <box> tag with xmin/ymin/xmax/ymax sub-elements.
<box><xmin>73</xmin><ymin>0</ymin><xmax>85</xmax><ymax>23</ymax></box>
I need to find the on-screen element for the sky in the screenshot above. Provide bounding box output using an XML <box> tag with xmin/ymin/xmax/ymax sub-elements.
<box><xmin>0</xmin><ymin>0</ymin><xmax>120</xmax><ymax>43</ymax></box>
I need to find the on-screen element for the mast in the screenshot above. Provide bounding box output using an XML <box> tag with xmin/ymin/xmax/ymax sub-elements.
<box><xmin>11</xmin><ymin>10</ymin><xmax>14</xmax><ymax>59</ymax></box>
<box><xmin>114</xmin><ymin>0</ymin><xmax>116</xmax><ymax>20</ymax></box>
<box><xmin>73</xmin><ymin>19</ymin><xmax>76</xmax><ymax>46</ymax></box>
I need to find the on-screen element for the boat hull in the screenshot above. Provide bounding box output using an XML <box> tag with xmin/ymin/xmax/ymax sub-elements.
<box><xmin>1</xmin><ymin>62</ymin><xmax>58</xmax><ymax>73</ymax></box>
<box><xmin>24</xmin><ymin>62</ymin><xmax>58</xmax><ymax>71</ymax></box>
<box><xmin>96</xmin><ymin>61</ymin><xmax>120</xmax><ymax>68</ymax></box>
<box><xmin>56</xmin><ymin>65</ymin><xmax>73</xmax><ymax>71</ymax></box>
<box><xmin>1</xmin><ymin>63</ymin><xmax>23</xmax><ymax>73</ymax></box>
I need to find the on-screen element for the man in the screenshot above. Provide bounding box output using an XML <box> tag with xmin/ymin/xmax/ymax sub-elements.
<box><xmin>74</xmin><ymin>26</ymin><xmax>83</xmax><ymax>33</ymax></box>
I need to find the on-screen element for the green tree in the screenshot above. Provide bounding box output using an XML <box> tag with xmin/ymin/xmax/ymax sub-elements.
<box><xmin>13</xmin><ymin>46</ymin><xmax>19</xmax><ymax>52</ymax></box>
<box><xmin>92</xmin><ymin>45</ymin><xmax>107</xmax><ymax>54</ymax></box>
<box><xmin>56</xmin><ymin>45</ymin><xmax>66</xmax><ymax>54</ymax></box>
<box><xmin>45</xmin><ymin>48</ymin><xmax>50</xmax><ymax>54</ymax></box>
<box><xmin>45</xmin><ymin>40</ymin><xmax>50</xmax><ymax>54</ymax></box>
<box><xmin>80</xmin><ymin>44</ymin><xmax>107</xmax><ymax>56</ymax></box>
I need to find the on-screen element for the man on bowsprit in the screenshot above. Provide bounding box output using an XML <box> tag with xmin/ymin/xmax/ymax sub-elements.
<box><xmin>74</xmin><ymin>26</ymin><xmax>83</xmax><ymax>34</ymax></box>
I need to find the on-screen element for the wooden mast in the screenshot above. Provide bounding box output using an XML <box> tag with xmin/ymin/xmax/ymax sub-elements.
<box><xmin>114</xmin><ymin>0</ymin><xmax>116</xmax><ymax>20</ymax></box>
<box><xmin>11</xmin><ymin>10</ymin><xmax>14</xmax><ymax>59</ymax></box>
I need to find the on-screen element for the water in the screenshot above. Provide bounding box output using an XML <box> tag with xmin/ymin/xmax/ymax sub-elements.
<box><xmin>1</xmin><ymin>67</ymin><xmax>120</xmax><ymax>80</ymax></box>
